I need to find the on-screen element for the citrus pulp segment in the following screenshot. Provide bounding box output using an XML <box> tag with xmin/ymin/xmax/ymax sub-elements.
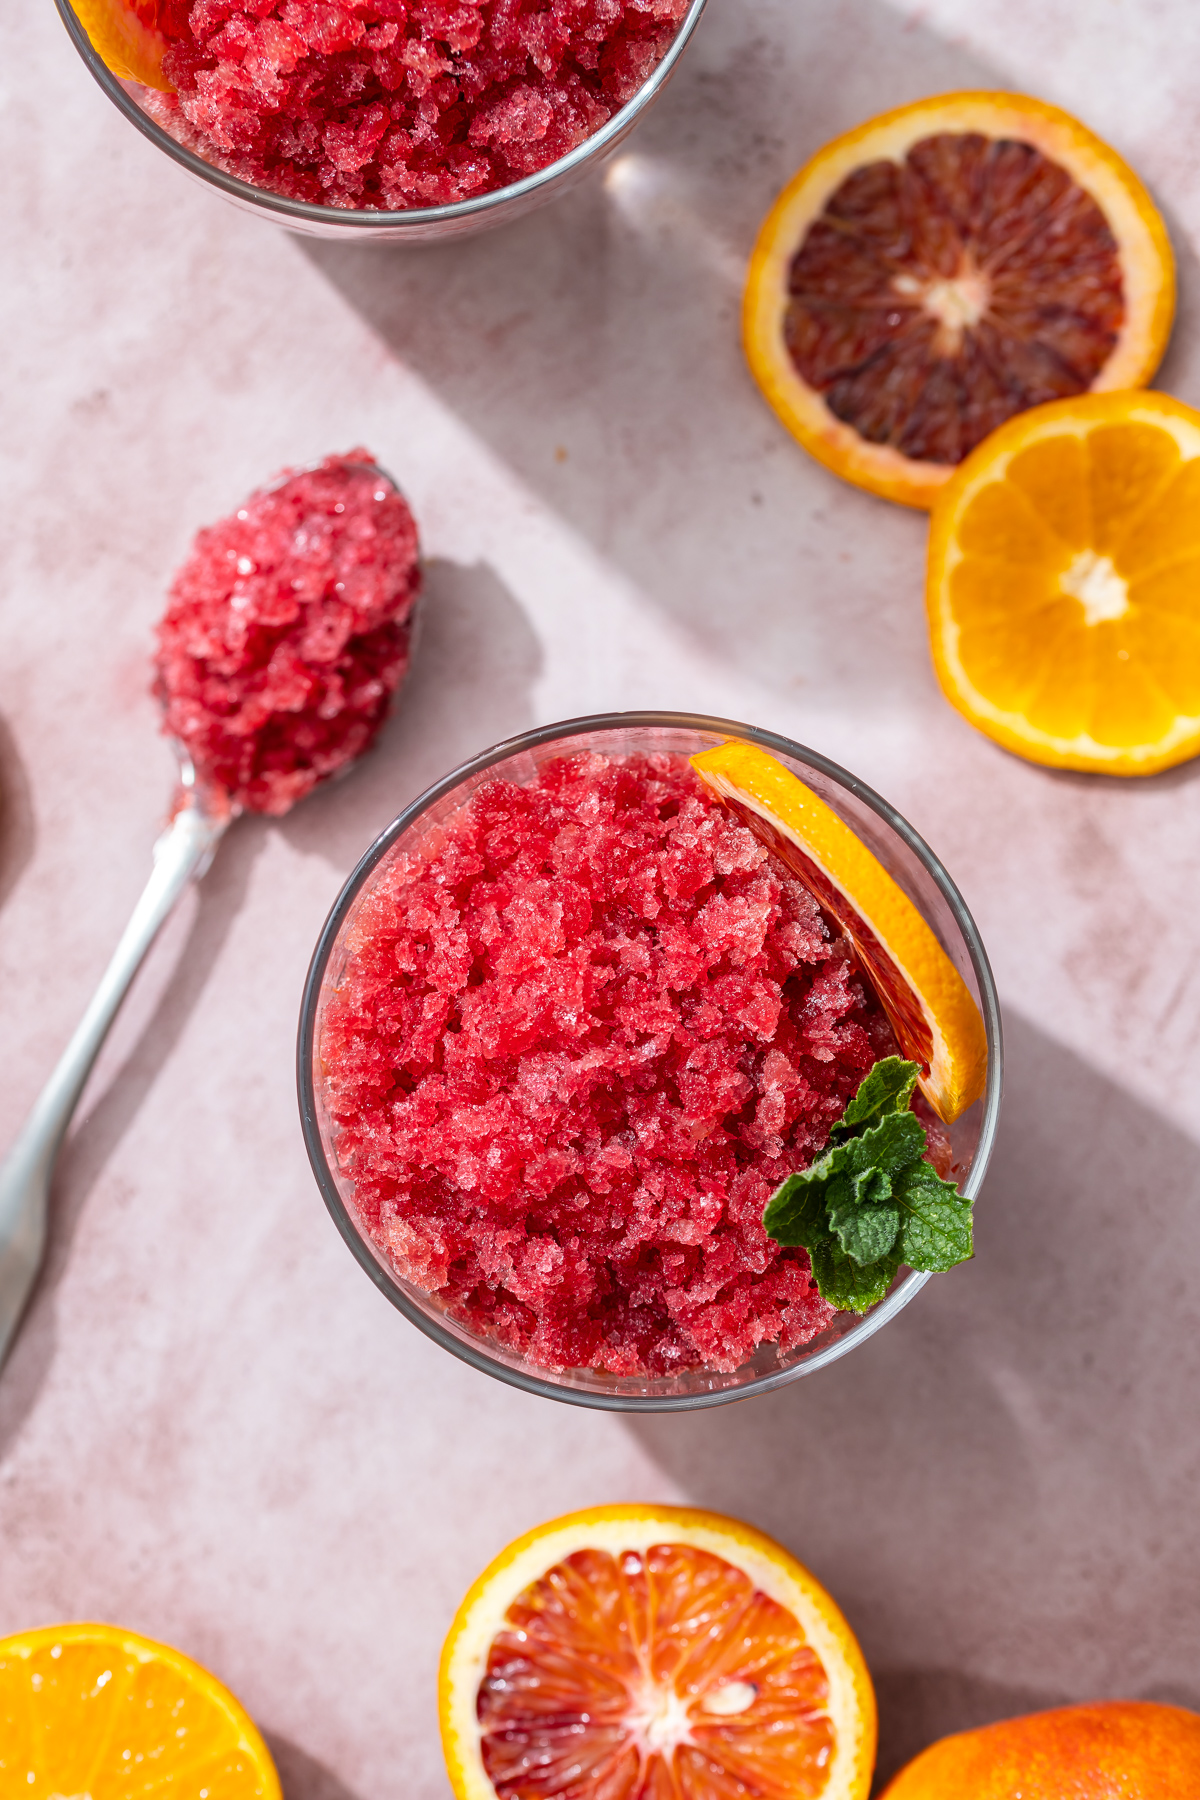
<box><xmin>0</xmin><ymin>1622</ymin><xmax>280</xmax><ymax>1797</ymax></box>
<box><xmin>927</xmin><ymin>389</ymin><xmax>1200</xmax><ymax>773</ymax></box>
<box><xmin>743</xmin><ymin>92</ymin><xmax>1174</xmax><ymax>508</ymax></box>
<box><xmin>440</xmin><ymin>1505</ymin><xmax>876</xmax><ymax>1800</ymax></box>
<box><xmin>690</xmin><ymin>742</ymin><xmax>986</xmax><ymax>1125</ymax></box>
<box><xmin>71</xmin><ymin>0</ymin><xmax>178</xmax><ymax>90</ymax></box>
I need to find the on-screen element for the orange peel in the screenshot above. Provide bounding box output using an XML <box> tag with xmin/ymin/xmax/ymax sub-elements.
<box><xmin>71</xmin><ymin>0</ymin><xmax>177</xmax><ymax>91</ymax></box>
<box><xmin>691</xmin><ymin>740</ymin><xmax>987</xmax><ymax>1124</ymax></box>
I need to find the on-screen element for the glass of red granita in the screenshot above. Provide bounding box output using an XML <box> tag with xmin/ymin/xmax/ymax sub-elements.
<box><xmin>53</xmin><ymin>0</ymin><xmax>707</xmax><ymax>243</ymax></box>
<box><xmin>299</xmin><ymin>713</ymin><xmax>1002</xmax><ymax>1410</ymax></box>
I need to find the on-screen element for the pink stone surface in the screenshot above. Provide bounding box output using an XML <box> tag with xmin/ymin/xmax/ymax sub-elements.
<box><xmin>2</xmin><ymin>1</ymin><xmax>1199</xmax><ymax>1795</ymax></box>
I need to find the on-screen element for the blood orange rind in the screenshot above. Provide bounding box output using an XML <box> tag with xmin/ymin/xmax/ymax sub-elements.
<box><xmin>691</xmin><ymin>741</ymin><xmax>987</xmax><ymax>1124</ymax></box>
<box><xmin>927</xmin><ymin>388</ymin><xmax>1200</xmax><ymax>774</ymax></box>
<box><xmin>0</xmin><ymin>1621</ymin><xmax>281</xmax><ymax>1796</ymax></box>
<box><xmin>744</xmin><ymin>91</ymin><xmax>1175</xmax><ymax>509</ymax></box>
<box><xmin>440</xmin><ymin>1503</ymin><xmax>876</xmax><ymax>1800</ymax></box>
<box><xmin>71</xmin><ymin>0</ymin><xmax>177</xmax><ymax>91</ymax></box>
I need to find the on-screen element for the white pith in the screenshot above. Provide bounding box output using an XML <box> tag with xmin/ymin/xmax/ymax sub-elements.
<box><xmin>895</xmin><ymin>261</ymin><xmax>991</xmax><ymax>355</ymax></box>
<box><xmin>1060</xmin><ymin>548</ymin><xmax>1130</xmax><ymax>624</ymax></box>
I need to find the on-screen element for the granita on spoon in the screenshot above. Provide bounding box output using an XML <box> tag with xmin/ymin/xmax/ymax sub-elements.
<box><xmin>318</xmin><ymin>749</ymin><xmax>922</xmax><ymax>1377</ymax></box>
<box><xmin>155</xmin><ymin>450</ymin><xmax>420</xmax><ymax>815</ymax></box>
<box><xmin>128</xmin><ymin>0</ymin><xmax>692</xmax><ymax>210</ymax></box>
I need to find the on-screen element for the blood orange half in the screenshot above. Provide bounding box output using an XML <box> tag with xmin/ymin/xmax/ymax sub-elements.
<box><xmin>744</xmin><ymin>93</ymin><xmax>1175</xmax><ymax>509</ymax></box>
<box><xmin>440</xmin><ymin>1505</ymin><xmax>876</xmax><ymax>1800</ymax></box>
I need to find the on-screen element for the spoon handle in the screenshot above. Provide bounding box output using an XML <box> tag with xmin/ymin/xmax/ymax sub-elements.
<box><xmin>0</xmin><ymin>797</ymin><xmax>229</xmax><ymax>1372</ymax></box>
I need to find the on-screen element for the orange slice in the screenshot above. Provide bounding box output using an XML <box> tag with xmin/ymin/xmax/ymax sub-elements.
<box><xmin>71</xmin><ymin>0</ymin><xmax>178</xmax><ymax>91</ymax></box>
<box><xmin>0</xmin><ymin>1622</ymin><xmax>281</xmax><ymax>1797</ymax></box>
<box><xmin>744</xmin><ymin>92</ymin><xmax>1174</xmax><ymax>509</ymax></box>
<box><xmin>927</xmin><ymin>389</ymin><xmax>1200</xmax><ymax>774</ymax></box>
<box><xmin>440</xmin><ymin>1504</ymin><xmax>876</xmax><ymax>1800</ymax></box>
<box><xmin>690</xmin><ymin>741</ymin><xmax>987</xmax><ymax>1124</ymax></box>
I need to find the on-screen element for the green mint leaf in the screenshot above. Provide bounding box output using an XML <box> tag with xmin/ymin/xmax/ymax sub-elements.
<box><xmin>826</xmin><ymin>1172</ymin><xmax>900</xmax><ymax>1265</ymax></box>
<box><xmin>763</xmin><ymin>1057</ymin><xmax>975</xmax><ymax>1312</ymax></box>
<box><xmin>830</xmin><ymin>1056</ymin><xmax>921</xmax><ymax>1141</ymax></box>
<box><xmin>896</xmin><ymin>1159</ymin><xmax>974</xmax><ymax>1272</ymax></box>
<box><xmin>808</xmin><ymin>1236</ymin><xmax>900</xmax><ymax>1314</ymax></box>
<box><xmin>762</xmin><ymin>1164</ymin><xmax>832</xmax><ymax>1248</ymax></box>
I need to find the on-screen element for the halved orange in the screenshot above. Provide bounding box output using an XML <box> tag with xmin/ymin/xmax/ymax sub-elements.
<box><xmin>744</xmin><ymin>92</ymin><xmax>1175</xmax><ymax>508</ymax></box>
<box><xmin>0</xmin><ymin>1622</ymin><xmax>281</xmax><ymax>1797</ymax></box>
<box><xmin>71</xmin><ymin>0</ymin><xmax>178</xmax><ymax>90</ymax></box>
<box><xmin>690</xmin><ymin>741</ymin><xmax>987</xmax><ymax>1124</ymax></box>
<box><xmin>927</xmin><ymin>389</ymin><xmax>1200</xmax><ymax>773</ymax></box>
<box><xmin>440</xmin><ymin>1504</ymin><xmax>876</xmax><ymax>1800</ymax></box>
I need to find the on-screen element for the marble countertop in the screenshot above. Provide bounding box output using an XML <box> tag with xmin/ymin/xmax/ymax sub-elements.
<box><xmin>2</xmin><ymin>1</ymin><xmax>1198</xmax><ymax>1792</ymax></box>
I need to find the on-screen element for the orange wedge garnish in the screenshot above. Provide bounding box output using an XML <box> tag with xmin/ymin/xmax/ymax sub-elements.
<box><xmin>927</xmin><ymin>390</ymin><xmax>1200</xmax><ymax>774</ymax></box>
<box><xmin>691</xmin><ymin>741</ymin><xmax>987</xmax><ymax>1124</ymax></box>
<box><xmin>440</xmin><ymin>1504</ymin><xmax>876</xmax><ymax>1800</ymax></box>
<box><xmin>744</xmin><ymin>92</ymin><xmax>1174</xmax><ymax>509</ymax></box>
<box><xmin>71</xmin><ymin>0</ymin><xmax>178</xmax><ymax>90</ymax></box>
<box><xmin>0</xmin><ymin>1622</ymin><xmax>280</xmax><ymax>1795</ymax></box>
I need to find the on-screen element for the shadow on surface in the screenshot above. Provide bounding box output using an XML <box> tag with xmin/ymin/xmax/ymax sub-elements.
<box><xmin>266</xmin><ymin>1735</ymin><xmax>364</xmax><ymax>1800</ymax></box>
<box><xmin>0</xmin><ymin>811</ymin><xmax>265</xmax><ymax>1455</ymax></box>
<box><xmin>299</xmin><ymin>0</ymin><xmax>1002</xmax><ymax>716</ymax></box>
<box><xmin>0</xmin><ymin>557</ymin><xmax>542</xmax><ymax>1450</ymax></box>
<box><xmin>0</xmin><ymin>713</ymin><xmax>35</xmax><ymax>915</ymax></box>
<box><xmin>278</xmin><ymin>556</ymin><xmax>543</xmax><ymax>872</ymax></box>
<box><xmin>624</xmin><ymin>1011</ymin><xmax>1200</xmax><ymax>1789</ymax></box>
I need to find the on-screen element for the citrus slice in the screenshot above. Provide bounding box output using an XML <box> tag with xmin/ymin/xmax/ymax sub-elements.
<box><xmin>71</xmin><ymin>0</ymin><xmax>178</xmax><ymax>91</ymax></box>
<box><xmin>927</xmin><ymin>389</ymin><xmax>1200</xmax><ymax>774</ymax></box>
<box><xmin>440</xmin><ymin>1504</ymin><xmax>876</xmax><ymax>1800</ymax></box>
<box><xmin>744</xmin><ymin>92</ymin><xmax>1175</xmax><ymax>509</ymax></box>
<box><xmin>0</xmin><ymin>1622</ymin><xmax>281</xmax><ymax>1797</ymax></box>
<box><xmin>690</xmin><ymin>741</ymin><xmax>987</xmax><ymax>1124</ymax></box>
<box><xmin>880</xmin><ymin>1699</ymin><xmax>1200</xmax><ymax>1799</ymax></box>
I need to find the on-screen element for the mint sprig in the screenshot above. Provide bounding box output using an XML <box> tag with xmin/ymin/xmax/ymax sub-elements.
<box><xmin>763</xmin><ymin>1057</ymin><xmax>973</xmax><ymax>1313</ymax></box>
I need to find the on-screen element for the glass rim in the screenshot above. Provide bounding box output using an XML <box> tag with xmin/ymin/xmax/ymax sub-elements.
<box><xmin>297</xmin><ymin>710</ymin><xmax>1004</xmax><ymax>1411</ymax></box>
<box><xmin>53</xmin><ymin>0</ymin><xmax>709</xmax><ymax>232</ymax></box>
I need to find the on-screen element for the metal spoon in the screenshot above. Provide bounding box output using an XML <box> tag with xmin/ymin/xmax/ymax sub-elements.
<box><xmin>0</xmin><ymin>753</ymin><xmax>231</xmax><ymax>1369</ymax></box>
<box><xmin>0</xmin><ymin>459</ymin><xmax>412</xmax><ymax>1373</ymax></box>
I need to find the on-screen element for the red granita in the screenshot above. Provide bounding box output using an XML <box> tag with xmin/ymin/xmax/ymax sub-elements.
<box><xmin>319</xmin><ymin>751</ymin><xmax>901</xmax><ymax>1376</ymax></box>
<box><xmin>155</xmin><ymin>450</ymin><xmax>420</xmax><ymax>816</ymax></box>
<box><xmin>138</xmin><ymin>0</ymin><xmax>691</xmax><ymax>210</ymax></box>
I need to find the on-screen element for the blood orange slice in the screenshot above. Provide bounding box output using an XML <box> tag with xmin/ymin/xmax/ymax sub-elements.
<box><xmin>71</xmin><ymin>0</ymin><xmax>179</xmax><ymax>91</ymax></box>
<box><xmin>440</xmin><ymin>1505</ymin><xmax>876</xmax><ymax>1800</ymax></box>
<box><xmin>744</xmin><ymin>93</ymin><xmax>1174</xmax><ymax>509</ymax></box>
<box><xmin>690</xmin><ymin>742</ymin><xmax>987</xmax><ymax>1125</ymax></box>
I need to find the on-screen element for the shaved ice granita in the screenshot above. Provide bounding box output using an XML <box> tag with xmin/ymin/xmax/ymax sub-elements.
<box><xmin>309</xmin><ymin>726</ymin><xmax>994</xmax><ymax>1385</ymax></box>
<box><xmin>155</xmin><ymin>450</ymin><xmax>420</xmax><ymax>814</ymax></box>
<box><xmin>100</xmin><ymin>0</ymin><xmax>693</xmax><ymax>211</ymax></box>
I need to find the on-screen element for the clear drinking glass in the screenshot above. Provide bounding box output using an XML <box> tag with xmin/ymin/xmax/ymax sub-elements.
<box><xmin>53</xmin><ymin>0</ymin><xmax>708</xmax><ymax>243</ymax></box>
<box><xmin>298</xmin><ymin>713</ymin><xmax>1003</xmax><ymax>1411</ymax></box>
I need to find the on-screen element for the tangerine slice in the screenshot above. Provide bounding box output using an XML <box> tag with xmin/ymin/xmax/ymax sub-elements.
<box><xmin>926</xmin><ymin>389</ymin><xmax>1200</xmax><ymax>774</ymax></box>
<box><xmin>744</xmin><ymin>93</ymin><xmax>1174</xmax><ymax>508</ymax></box>
<box><xmin>0</xmin><ymin>1622</ymin><xmax>280</xmax><ymax>1796</ymax></box>
<box><xmin>440</xmin><ymin>1505</ymin><xmax>876</xmax><ymax>1800</ymax></box>
<box><xmin>690</xmin><ymin>742</ymin><xmax>987</xmax><ymax>1125</ymax></box>
<box><xmin>70</xmin><ymin>0</ymin><xmax>179</xmax><ymax>91</ymax></box>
